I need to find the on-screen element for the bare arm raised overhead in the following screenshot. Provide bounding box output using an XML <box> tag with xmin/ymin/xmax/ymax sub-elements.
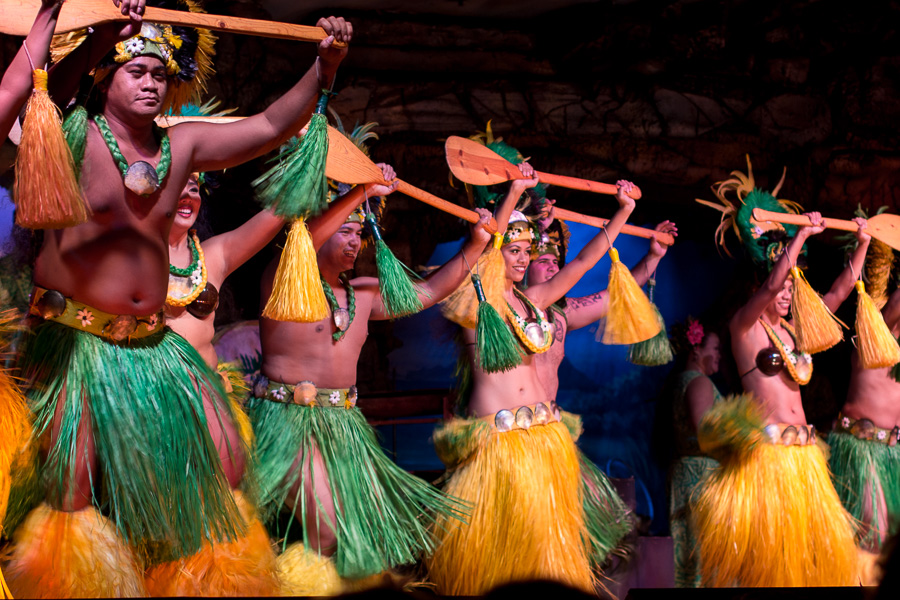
<box><xmin>566</xmin><ymin>220</ymin><xmax>677</xmax><ymax>331</ymax></box>
<box><xmin>822</xmin><ymin>218</ymin><xmax>870</xmax><ymax>313</ymax></box>
<box><xmin>730</xmin><ymin>212</ymin><xmax>826</xmax><ymax>337</ymax></box>
<box><xmin>525</xmin><ymin>181</ymin><xmax>637</xmax><ymax>311</ymax></box>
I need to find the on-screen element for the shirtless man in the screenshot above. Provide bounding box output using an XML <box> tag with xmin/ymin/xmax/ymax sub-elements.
<box><xmin>6</xmin><ymin>6</ymin><xmax>353</xmax><ymax>596</ymax></box>
<box><xmin>695</xmin><ymin>213</ymin><xmax>870</xmax><ymax>587</ymax></box>
<box><xmin>251</xmin><ymin>184</ymin><xmax>492</xmax><ymax>585</ymax></box>
<box><xmin>832</xmin><ymin>281</ymin><xmax>900</xmax><ymax>551</ymax></box>
<box><xmin>527</xmin><ymin>217</ymin><xmax>677</xmax><ymax>400</ymax></box>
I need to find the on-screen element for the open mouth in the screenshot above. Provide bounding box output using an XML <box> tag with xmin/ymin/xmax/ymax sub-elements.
<box><xmin>177</xmin><ymin>206</ymin><xmax>193</xmax><ymax>218</ymax></box>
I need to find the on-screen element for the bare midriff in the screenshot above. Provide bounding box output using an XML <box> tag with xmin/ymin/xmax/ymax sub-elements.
<box><xmin>844</xmin><ymin>353</ymin><xmax>900</xmax><ymax>429</ymax></box>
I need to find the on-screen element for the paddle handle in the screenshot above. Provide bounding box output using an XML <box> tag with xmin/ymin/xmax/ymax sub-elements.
<box><xmin>534</xmin><ymin>171</ymin><xmax>642</xmax><ymax>200</ymax></box>
<box><xmin>751</xmin><ymin>209</ymin><xmax>858</xmax><ymax>232</ymax></box>
<box><xmin>142</xmin><ymin>6</ymin><xmax>346</xmax><ymax>46</ymax></box>
<box><xmin>396</xmin><ymin>180</ymin><xmax>498</xmax><ymax>234</ymax></box>
<box><xmin>554</xmin><ymin>208</ymin><xmax>674</xmax><ymax>246</ymax></box>
<box><xmin>0</xmin><ymin>0</ymin><xmax>343</xmax><ymax>45</ymax></box>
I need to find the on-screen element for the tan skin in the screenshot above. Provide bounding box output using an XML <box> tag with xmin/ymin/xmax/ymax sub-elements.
<box><xmin>683</xmin><ymin>332</ymin><xmax>722</xmax><ymax>432</ymax></box>
<box><xmin>259</xmin><ymin>184</ymin><xmax>491</xmax><ymax>556</ymax></box>
<box><xmin>34</xmin><ymin>14</ymin><xmax>353</xmax><ymax>511</ymax></box>
<box><xmin>465</xmin><ymin>165</ymin><xmax>636</xmax><ymax>418</ymax></box>
<box><xmin>528</xmin><ymin>220</ymin><xmax>677</xmax><ymax>400</ymax></box>
<box><xmin>842</xmin><ymin>285</ymin><xmax>900</xmax><ymax>550</ymax></box>
<box><xmin>730</xmin><ymin>214</ymin><xmax>870</xmax><ymax>424</ymax></box>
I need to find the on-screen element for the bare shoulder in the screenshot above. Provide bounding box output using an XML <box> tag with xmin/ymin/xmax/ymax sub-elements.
<box><xmin>349</xmin><ymin>276</ymin><xmax>380</xmax><ymax>292</ymax></box>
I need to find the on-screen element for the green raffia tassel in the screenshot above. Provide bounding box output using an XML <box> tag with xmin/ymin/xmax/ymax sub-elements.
<box><xmin>251</xmin><ymin>91</ymin><xmax>332</xmax><ymax>219</ymax></box>
<box><xmin>627</xmin><ymin>303</ymin><xmax>673</xmax><ymax>366</ymax></box>
<box><xmin>627</xmin><ymin>280</ymin><xmax>673</xmax><ymax>366</ymax></box>
<box><xmin>473</xmin><ymin>274</ymin><xmax>522</xmax><ymax>373</ymax></box>
<box><xmin>62</xmin><ymin>105</ymin><xmax>89</xmax><ymax>178</ymax></box>
<box><xmin>367</xmin><ymin>213</ymin><xmax>426</xmax><ymax>318</ymax></box>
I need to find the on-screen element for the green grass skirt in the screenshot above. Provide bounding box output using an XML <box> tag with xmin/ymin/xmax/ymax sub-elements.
<box><xmin>669</xmin><ymin>455</ymin><xmax>718</xmax><ymax>587</ymax></box>
<box><xmin>829</xmin><ymin>430</ymin><xmax>900</xmax><ymax>548</ymax></box>
<box><xmin>15</xmin><ymin>321</ymin><xmax>244</xmax><ymax>558</ymax></box>
<box><xmin>247</xmin><ymin>395</ymin><xmax>468</xmax><ymax>579</ymax></box>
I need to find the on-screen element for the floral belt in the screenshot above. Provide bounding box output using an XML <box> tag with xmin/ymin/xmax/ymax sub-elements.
<box><xmin>836</xmin><ymin>413</ymin><xmax>900</xmax><ymax>446</ymax></box>
<box><xmin>481</xmin><ymin>401</ymin><xmax>562</xmax><ymax>433</ymax></box>
<box><xmin>251</xmin><ymin>375</ymin><xmax>358</xmax><ymax>410</ymax></box>
<box><xmin>29</xmin><ymin>287</ymin><xmax>164</xmax><ymax>342</ymax></box>
<box><xmin>763</xmin><ymin>423</ymin><xmax>817</xmax><ymax>446</ymax></box>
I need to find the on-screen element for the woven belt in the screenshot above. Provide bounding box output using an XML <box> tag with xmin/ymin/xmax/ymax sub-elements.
<box><xmin>836</xmin><ymin>413</ymin><xmax>900</xmax><ymax>446</ymax></box>
<box><xmin>482</xmin><ymin>401</ymin><xmax>562</xmax><ymax>433</ymax></box>
<box><xmin>252</xmin><ymin>375</ymin><xmax>358</xmax><ymax>409</ymax></box>
<box><xmin>29</xmin><ymin>287</ymin><xmax>164</xmax><ymax>342</ymax></box>
<box><xmin>763</xmin><ymin>423</ymin><xmax>817</xmax><ymax>446</ymax></box>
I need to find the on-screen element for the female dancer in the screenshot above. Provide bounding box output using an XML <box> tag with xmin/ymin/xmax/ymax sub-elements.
<box><xmin>667</xmin><ymin>320</ymin><xmax>721</xmax><ymax>587</ymax></box>
<box><xmin>427</xmin><ymin>163</ymin><xmax>634</xmax><ymax>595</ymax></box>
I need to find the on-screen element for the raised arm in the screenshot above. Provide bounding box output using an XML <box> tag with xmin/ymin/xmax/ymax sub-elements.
<box><xmin>822</xmin><ymin>218</ymin><xmax>870</xmax><ymax>312</ymax></box>
<box><xmin>525</xmin><ymin>181</ymin><xmax>636</xmax><ymax>310</ymax></box>
<box><xmin>203</xmin><ymin>210</ymin><xmax>286</xmax><ymax>280</ymax></box>
<box><xmin>1</xmin><ymin>0</ymin><xmax>77</xmax><ymax>138</ymax></box>
<box><xmin>494</xmin><ymin>162</ymin><xmax>539</xmax><ymax>234</ymax></box>
<box><xmin>566</xmin><ymin>220</ymin><xmax>677</xmax><ymax>331</ymax></box>
<box><xmin>178</xmin><ymin>17</ymin><xmax>352</xmax><ymax>172</ymax></box>
<box><xmin>370</xmin><ymin>209</ymin><xmax>492</xmax><ymax>320</ymax></box>
<box><xmin>729</xmin><ymin>212</ymin><xmax>825</xmax><ymax>336</ymax></box>
<box><xmin>307</xmin><ymin>164</ymin><xmax>398</xmax><ymax>250</ymax></box>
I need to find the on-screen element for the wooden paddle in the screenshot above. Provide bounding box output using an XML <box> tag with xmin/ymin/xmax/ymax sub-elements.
<box><xmin>554</xmin><ymin>207</ymin><xmax>674</xmax><ymax>246</ymax></box>
<box><xmin>445</xmin><ymin>135</ymin><xmax>642</xmax><ymax>200</ymax></box>
<box><xmin>0</xmin><ymin>0</ymin><xmax>342</xmax><ymax>44</ymax></box>
<box><xmin>752</xmin><ymin>208</ymin><xmax>900</xmax><ymax>251</ymax></box>
<box><xmin>325</xmin><ymin>125</ymin><xmax>499</xmax><ymax>234</ymax></box>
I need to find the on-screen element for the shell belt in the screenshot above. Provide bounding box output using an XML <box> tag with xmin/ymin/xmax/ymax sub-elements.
<box><xmin>480</xmin><ymin>401</ymin><xmax>563</xmax><ymax>433</ymax></box>
<box><xmin>836</xmin><ymin>413</ymin><xmax>900</xmax><ymax>446</ymax></box>
<box><xmin>29</xmin><ymin>287</ymin><xmax>164</xmax><ymax>342</ymax></box>
<box><xmin>252</xmin><ymin>374</ymin><xmax>358</xmax><ymax>410</ymax></box>
<box><xmin>763</xmin><ymin>422</ymin><xmax>818</xmax><ymax>446</ymax></box>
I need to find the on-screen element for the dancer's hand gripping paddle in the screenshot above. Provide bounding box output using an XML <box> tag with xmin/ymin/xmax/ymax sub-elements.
<box><xmin>0</xmin><ymin>0</ymin><xmax>346</xmax><ymax>45</ymax></box>
<box><xmin>752</xmin><ymin>208</ymin><xmax>900</xmax><ymax>252</ymax></box>
<box><xmin>445</xmin><ymin>135</ymin><xmax>642</xmax><ymax>199</ymax></box>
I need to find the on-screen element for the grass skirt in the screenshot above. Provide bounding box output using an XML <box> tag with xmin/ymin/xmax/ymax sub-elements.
<box><xmin>829</xmin><ymin>430</ymin><xmax>900</xmax><ymax>550</ymax></box>
<box><xmin>426</xmin><ymin>415</ymin><xmax>631</xmax><ymax>595</ymax></box>
<box><xmin>669</xmin><ymin>455</ymin><xmax>718</xmax><ymax>587</ymax></box>
<box><xmin>15</xmin><ymin>321</ymin><xmax>243</xmax><ymax>559</ymax></box>
<box><xmin>695</xmin><ymin>397</ymin><xmax>860</xmax><ymax>587</ymax></box>
<box><xmin>247</xmin><ymin>395</ymin><xmax>468</xmax><ymax>579</ymax></box>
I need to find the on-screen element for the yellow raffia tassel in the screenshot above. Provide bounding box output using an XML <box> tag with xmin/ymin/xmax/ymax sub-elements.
<box><xmin>426</xmin><ymin>419</ymin><xmax>597</xmax><ymax>595</ymax></box>
<box><xmin>14</xmin><ymin>69</ymin><xmax>89</xmax><ymax>229</ymax></box>
<box><xmin>790</xmin><ymin>266</ymin><xmax>844</xmax><ymax>354</ymax></box>
<box><xmin>441</xmin><ymin>234</ymin><xmax>507</xmax><ymax>329</ymax></box>
<box><xmin>855</xmin><ymin>280</ymin><xmax>900</xmax><ymax>369</ymax></box>
<box><xmin>277</xmin><ymin>542</ymin><xmax>343</xmax><ymax>597</ymax></box>
<box><xmin>5</xmin><ymin>504</ymin><xmax>147</xmax><ymax>598</ymax></box>
<box><xmin>145</xmin><ymin>491</ymin><xmax>279</xmax><ymax>597</ymax></box>
<box><xmin>694</xmin><ymin>400</ymin><xmax>860</xmax><ymax>586</ymax></box>
<box><xmin>262</xmin><ymin>219</ymin><xmax>329</xmax><ymax>322</ymax></box>
<box><xmin>603</xmin><ymin>247</ymin><xmax>661</xmax><ymax>345</ymax></box>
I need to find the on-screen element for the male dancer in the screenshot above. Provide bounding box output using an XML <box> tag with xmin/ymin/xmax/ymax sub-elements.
<box><xmin>831</xmin><ymin>247</ymin><xmax>900</xmax><ymax>552</ymax></box>
<box><xmin>6</xmin><ymin>5</ymin><xmax>353</xmax><ymax>596</ymax></box>
<box><xmin>252</xmin><ymin>184</ymin><xmax>492</xmax><ymax>589</ymax></box>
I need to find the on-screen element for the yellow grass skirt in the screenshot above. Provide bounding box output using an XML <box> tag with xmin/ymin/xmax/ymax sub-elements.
<box><xmin>695</xmin><ymin>399</ymin><xmax>861</xmax><ymax>587</ymax></box>
<box><xmin>426</xmin><ymin>418</ymin><xmax>600</xmax><ymax>595</ymax></box>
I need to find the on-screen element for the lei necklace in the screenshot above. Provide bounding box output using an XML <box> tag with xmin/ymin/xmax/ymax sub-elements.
<box><xmin>94</xmin><ymin>114</ymin><xmax>171</xmax><ymax>196</ymax></box>
<box><xmin>760</xmin><ymin>318</ymin><xmax>813</xmax><ymax>385</ymax></box>
<box><xmin>167</xmin><ymin>230</ymin><xmax>208</xmax><ymax>307</ymax></box>
<box><xmin>507</xmin><ymin>289</ymin><xmax>553</xmax><ymax>354</ymax></box>
<box><xmin>321</xmin><ymin>274</ymin><xmax>356</xmax><ymax>341</ymax></box>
